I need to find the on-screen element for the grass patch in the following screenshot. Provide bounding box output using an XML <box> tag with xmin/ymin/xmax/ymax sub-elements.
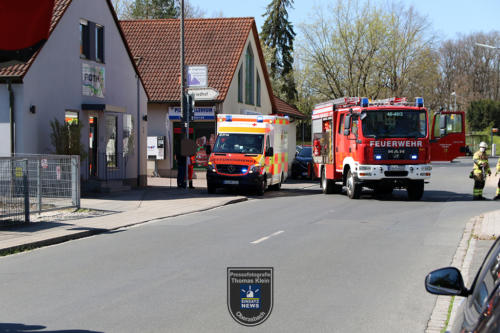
<box><xmin>0</xmin><ymin>245</ymin><xmax>36</xmax><ymax>257</ymax></box>
<box><xmin>441</xmin><ymin>296</ymin><xmax>455</xmax><ymax>333</ymax></box>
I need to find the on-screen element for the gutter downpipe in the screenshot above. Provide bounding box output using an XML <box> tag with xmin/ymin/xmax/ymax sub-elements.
<box><xmin>136</xmin><ymin>74</ymin><xmax>141</xmax><ymax>187</ymax></box>
<box><xmin>8</xmin><ymin>79</ymin><xmax>15</xmax><ymax>154</ymax></box>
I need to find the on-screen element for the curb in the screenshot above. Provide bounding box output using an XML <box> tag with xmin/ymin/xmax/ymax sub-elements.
<box><xmin>0</xmin><ymin>197</ymin><xmax>248</xmax><ymax>257</ymax></box>
<box><xmin>425</xmin><ymin>214</ymin><xmax>481</xmax><ymax>332</ymax></box>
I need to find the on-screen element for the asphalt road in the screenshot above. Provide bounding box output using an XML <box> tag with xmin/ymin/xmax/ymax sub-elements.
<box><xmin>1</xmin><ymin>158</ymin><xmax>500</xmax><ymax>332</ymax></box>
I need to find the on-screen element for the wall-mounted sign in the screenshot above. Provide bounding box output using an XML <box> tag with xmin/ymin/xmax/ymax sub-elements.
<box><xmin>82</xmin><ymin>63</ymin><xmax>105</xmax><ymax>98</ymax></box>
<box><xmin>187</xmin><ymin>65</ymin><xmax>207</xmax><ymax>88</ymax></box>
<box><xmin>168</xmin><ymin>107</ymin><xmax>215</xmax><ymax>120</ymax></box>
<box><xmin>187</xmin><ymin>88</ymin><xmax>219</xmax><ymax>101</ymax></box>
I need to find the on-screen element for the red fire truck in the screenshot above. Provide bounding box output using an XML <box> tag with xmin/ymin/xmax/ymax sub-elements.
<box><xmin>430</xmin><ymin>110</ymin><xmax>467</xmax><ymax>162</ymax></box>
<box><xmin>312</xmin><ymin>97</ymin><xmax>432</xmax><ymax>200</ymax></box>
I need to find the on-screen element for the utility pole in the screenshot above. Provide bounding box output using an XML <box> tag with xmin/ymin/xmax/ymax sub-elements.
<box><xmin>180</xmin><ymin>0</ymin><xmax>189</xmax><ymax>188</ymax></box>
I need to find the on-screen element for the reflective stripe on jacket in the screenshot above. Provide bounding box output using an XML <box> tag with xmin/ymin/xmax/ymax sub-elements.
<box><xmin>473</xmin><ymin>151</ymin><xmax>490</xmax><ymax>175</ymax></box>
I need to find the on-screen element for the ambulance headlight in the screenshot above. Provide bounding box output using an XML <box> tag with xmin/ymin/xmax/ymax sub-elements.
<box><xmin>249</xmin><ymin>164</ymin><xmax>263</xmax><ymax>174</ymax></box>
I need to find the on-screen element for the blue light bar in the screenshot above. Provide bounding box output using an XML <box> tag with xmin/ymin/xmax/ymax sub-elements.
<box><xmin>411</xmin><ymin>154</ymin><xmax>418</xmax><ymax>160</ymax></box>
<box><xmin>257</xmin><ymin>116</ymin><xmax>263</xmax><ymax>123</ymax></box>
<box><xmin>375</xmin><ymin>155</ymin><xmax>382</xmax><ymax>160</ymax></box>
<box><xmin>241</xmin><ymin>168</ymin><xmax>248</xmax><ymax>173</ymax></box>
<box><xmin>361</xmin><ymin>97</ymin><xmax>369</xmax><ymax>107</ymax></box>
<box><xmin>226</xmin><ymin>115</ymin><xmax>232</xmax><ymax>122</ymax></box>
<box><xmin>415</xmin><ymin>97</ymin><xmax>424</xmax><ymax>107</ymax></box>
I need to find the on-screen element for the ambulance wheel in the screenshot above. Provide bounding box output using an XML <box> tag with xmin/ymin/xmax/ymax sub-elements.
<box><xmin>346</xmin><ymin>170</ymin><xmax>361</xmax><ymax>199</ymax></box>
<box><xmin>207</xmin><ymin>183</ymin><xmax>216</xmax><ymax>194</ymax></box>
<box><xmin>321</xmin><ymin>168</ymin><xmax>334</xmax><ymax>194</ymax></box>
<box><xmin>257</xmin><ymin>177</ymin><xmax>267</xmax><ymax>196</ymax></box>
<box><xmin>407</xmin><ymin>180</ymin><xmax>424</xmax><ymax>201</ymax></box>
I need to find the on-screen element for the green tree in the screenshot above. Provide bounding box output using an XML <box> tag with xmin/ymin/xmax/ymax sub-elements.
<box><xmin>125</xmin><ymin>0</ymin><xmax>178</xmax><ymax>19</ymax></box>
<box><xmin>467</xmin><ymin>100</ymin><xmax>500</xmax><ymax>131</ymax></box>
<box><xmin>50</xmin><ymin>119</ymin><xmax>87</xmax><ymax>159</ymax></box>
<box><xmin>261</xmin><ymin>0</ymin><xmax>297</xmax><ymax>103</ymax></box>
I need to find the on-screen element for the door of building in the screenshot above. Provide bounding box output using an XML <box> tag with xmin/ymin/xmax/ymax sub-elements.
<box><xmin>89</xmin><ymin>116</ymin><xmax>98</xmax><ymax>177</ymax></box>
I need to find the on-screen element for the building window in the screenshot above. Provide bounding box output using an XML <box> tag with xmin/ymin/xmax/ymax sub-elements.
<box><xmin>80</xmin><ymin>19</ymin><xmax>90</xmax><ymax>59</ymax></box>
<box><xmin>96</xmin><ymin>25</ymin><xmax>104</xmax><ymax>63</ymax></box>
<box><xmin>105</xmin><ymin>115</ymin><xmax>118</xmax><ymax>168</ymax></box>
<box><xmin>245</xmin><ymin>46</ymin><xmax>254</xmax><ymax>105</ymax></box>
<box><xmin>123</xmin><ymin>114</ymin><xmax>134</xmax><ymax>157</ymax></box>
<box><xmin>238</xmin><ymin>66</ymin><xmax>243</xmax><ymax>103</ymax></box>
<box><xmin>256</xmin><ymin>72</ymin><xmax>261</xmax><ymax>107</ymax></box>
<box><xmin>65</xmin><ymin>110</ymin><xmax>79</xmax><ymax>124</ymax></box>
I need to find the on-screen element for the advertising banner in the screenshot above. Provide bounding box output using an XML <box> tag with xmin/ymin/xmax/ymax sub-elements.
<box><xmin>82</xmin><ymin>63</ymin><xmax>105</xmax><ymax>98</ymax></box>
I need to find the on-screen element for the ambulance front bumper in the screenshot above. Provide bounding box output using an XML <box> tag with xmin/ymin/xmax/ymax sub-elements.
<box><xmin>354</xmin><ymin>164</ymin><xmax>432</xmax><ymax>180</ymax></box>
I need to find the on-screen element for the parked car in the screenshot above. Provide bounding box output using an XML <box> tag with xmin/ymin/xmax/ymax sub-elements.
<box><xmin>291</xmin><ymin>145</ymin><xmax>312</xmax><ymax>179</ymax></box>
<box><xmin>425</xmin><ymin>237</ymin><xmax>500</xmax><ymax>333</ymax></box>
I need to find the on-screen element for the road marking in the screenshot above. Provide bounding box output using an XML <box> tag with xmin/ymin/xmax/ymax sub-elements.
<box><xmin>251</xmin><ymin>230</ymin><xmax>284</xmax><ymax>244</ymax></box>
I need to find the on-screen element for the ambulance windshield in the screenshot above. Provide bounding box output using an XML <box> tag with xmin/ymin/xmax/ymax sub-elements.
<box><xmin>213</xmin><ymin>133</ymin><xmax>264</xmax><ymax>154</ymax></box>
<box><xmin>361</xmin><ymin>110</ymin><xmax>427</xmax><ymax>138</ymax></box>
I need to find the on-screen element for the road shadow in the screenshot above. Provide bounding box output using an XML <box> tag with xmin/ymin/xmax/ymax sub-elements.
<box><xmin>0</xmin><ymin>322</ymin><xmax>102</xmax><ymax>332</ymax></box>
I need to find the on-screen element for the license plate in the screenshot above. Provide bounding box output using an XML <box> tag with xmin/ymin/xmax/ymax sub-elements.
<box><xmin>223</xmin><ymin>180</ymin><xmax>239</xmax><ymax>185</ymax></box>
<box><xmin>388</xmin><ymin>165</ymin><xmax>405</xmax><ymax>171</ymax></box>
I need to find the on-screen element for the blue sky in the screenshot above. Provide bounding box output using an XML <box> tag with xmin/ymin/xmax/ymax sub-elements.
<box><xmin>189</xmin><ymin>0</ymin><xmax>500</xmax><ymax>41</ymax></box>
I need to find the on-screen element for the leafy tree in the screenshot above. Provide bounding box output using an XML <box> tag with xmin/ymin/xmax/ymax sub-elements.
<box><xmin>261</xmin><ymin>0</ymin><xmax>297</xmax><ymax>102</ymax></box>
<box><xmin>50</xmin><ymin>119</ymin><xmax>87</xmax><ymax>159</ymax></box>
<box><xmin>119</xmin><ymin>0</ymin><xmax>205</xmax><ymax>19</ymax></box>
<box><xmin>467</xmin><ymin>100</ymin><xmax>500</xmax><ymax>131</ymax></box>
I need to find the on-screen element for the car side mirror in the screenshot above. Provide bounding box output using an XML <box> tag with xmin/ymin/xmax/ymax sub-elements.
<box><xmin>205</xmin><ymin>144</ymin><xmax>211</xmax><ymax>155</ymax></box>
<box><xmin>425</xmin><ymin>267</ymin><xmax>468</xmax><ymax>297</ymax></box>
<box><xmin>265</xmin><ymin>147</ymin><xmax>274</xmax><ymax>157</ymax></box>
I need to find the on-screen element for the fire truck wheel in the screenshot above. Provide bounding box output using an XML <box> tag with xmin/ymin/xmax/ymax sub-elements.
<box><xmin>346</xmin><ymin>170</ymin><xmax>361</xmax><ymax>199</ymax></box>
<box><xmin>207</xmin><ymin>183</ymin><xmax>216</xmax><ymax>194</ymax></box>
<box><xmin>407</xmin><ymin>180</ymin><xmax>424</xmax><ymax>201</ymax></box>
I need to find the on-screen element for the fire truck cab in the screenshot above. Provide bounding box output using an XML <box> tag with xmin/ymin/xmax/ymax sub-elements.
<box><xmin>430</xmin><ymin>110</ymin><xmax>467</xmax><ymax>162</ymax></box>
<box><xmin>312</xmin><ymin>97</ymin><xmax>432</xmax><ymax>200</ymax></box>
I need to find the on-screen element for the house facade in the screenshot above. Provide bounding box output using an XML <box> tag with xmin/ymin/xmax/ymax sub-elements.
<box><xmin>0</xmin><ymin>0</ymin><xmax>149</xmax><ymax>187</ymax></box>
<box><xmin>121</xmin><ymin>18</ymin><xmax>303</xmax><ymax>177</ymax></box>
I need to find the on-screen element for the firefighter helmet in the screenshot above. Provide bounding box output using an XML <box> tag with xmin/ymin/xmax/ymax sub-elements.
<box><xmin>479</xmin><ymin>142</ymin><xmax>488</xmax><ymax>149</ymax></box>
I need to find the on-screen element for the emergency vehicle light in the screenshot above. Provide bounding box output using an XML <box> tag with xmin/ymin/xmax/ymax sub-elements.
<box><xmin>226</xmin><ymin>115</ymin><xmax>232</xmax><ymax>122</ymax></box>
<box><xmin>361</xmin><ymin>98</ymin><xmax>369</xmax><ymax>107</ymax></box>
<box><xmin>375</xmin><ymin>154</ymin><xmax>382</xmax><ymax>160</ymax></box>
<box><xmin>241</xmin><ymin>168</ymin><xmax>248</xmax><ymax>173</ymax></box>
<box><xmin>257</xmin><ymin>116</ymin><xmax>263</xmax><ymax>123</ymax></box>
<box><xmin>415</xmin><ymin>97</ymin><xmax>424</xmax><ymax>107</ymax></box>
<box><xmin>411</xmin><ymin>154</ymin><xmax>418</xmax><ymax>160</ymax></box>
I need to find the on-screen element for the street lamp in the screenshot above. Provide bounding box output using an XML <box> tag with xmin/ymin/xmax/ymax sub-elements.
<box><xmin>475</xmin><ymin>43</ymin><xmax>500</xmax><ymax>100</ymax></box>
<box><xmin>451</xmin><ymin>91</ymin><xmax>457</xmax><ymax>111</ymax></box>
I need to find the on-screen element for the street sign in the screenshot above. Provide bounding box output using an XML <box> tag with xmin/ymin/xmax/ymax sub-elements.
<box><xmin>187</xmin><ymin>88</ymin><xmax>219</xmax><ymax>101</ymax></box>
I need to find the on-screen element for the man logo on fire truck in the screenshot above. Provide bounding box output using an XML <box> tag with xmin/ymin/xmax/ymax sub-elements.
<box><xmin>311</xmin><ymin>97</ymin><xmax>432</xmax><ymax>200</ymax></box>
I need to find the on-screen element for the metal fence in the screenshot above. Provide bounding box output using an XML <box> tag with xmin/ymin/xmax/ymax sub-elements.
<box><xmin>0</xmin><ymin>155</ymin><xmax>80</xmax><ymax>224</ymax></box>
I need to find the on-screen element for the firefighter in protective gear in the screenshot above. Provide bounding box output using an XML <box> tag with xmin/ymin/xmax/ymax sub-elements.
<box><xmin>495</xmin><ymin>158</ymin><xmax>500</xmax><ymax>200</ymax></box>
<box><xmin>472</xmin><ymin>142</ymin><xmax>491</xmax><ymax>200</ymax></box>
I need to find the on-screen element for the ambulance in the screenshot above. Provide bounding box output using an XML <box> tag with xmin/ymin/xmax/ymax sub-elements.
<box><xmin>206</xmin><ymin>114</ymin><xmax>290</xmax><ymax>195</ymax></box>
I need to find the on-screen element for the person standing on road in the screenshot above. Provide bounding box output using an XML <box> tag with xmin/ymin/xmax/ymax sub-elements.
<box><xmin>175</xmin><ymin>143</ymin><xmax>186</xmax><ymax>188</ymax></box>
<box><xmin>472</xmin><ymin>141</ymin><xmax>491</xmax><ymax>200</ymax></box>
<box><xmin>495</xmin><ymin>158</ymin><xmax>500</xmax><ymax>200</ymax></box>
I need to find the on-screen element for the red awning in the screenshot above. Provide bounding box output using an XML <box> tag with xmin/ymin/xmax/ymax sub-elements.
<box><xmin>0</xmin><ymin>0</ymin><xmax>55</xmax><ymax>66</ymax></box>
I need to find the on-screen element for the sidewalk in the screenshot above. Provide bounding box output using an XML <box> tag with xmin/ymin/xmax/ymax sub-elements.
<box><xmin>0</xmin><ymin>177</ymin><xmax>246</xmax><ymax>254</ymax></box>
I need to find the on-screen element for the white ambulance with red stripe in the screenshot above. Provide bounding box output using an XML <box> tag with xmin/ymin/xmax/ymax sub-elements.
<box><xmin>312</xmin><ymin>97</ymin><xmax>432</xmax><ymax>200</ymax></box>
<box><xmin>206</xmin><ymin>114</ymin><xmax>290</xmax><ymax>195</ymax></box>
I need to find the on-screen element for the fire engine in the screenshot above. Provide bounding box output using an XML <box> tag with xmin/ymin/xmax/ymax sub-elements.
<box><xmin>430</xmin><ymin>110</ymin><xmax>467</xmax><ymax>162</ymax></box>
<box><xmin>312</xmin><ymin>97</ymin><xmax>432</xmax><ymax>200</ymax></box>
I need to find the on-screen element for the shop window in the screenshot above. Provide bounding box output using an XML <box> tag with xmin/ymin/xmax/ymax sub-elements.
<box><xmin>96</xmin><ymin>25</ymin><xmax>104</xmax><ymax>63</ymax></box>
<box><xmin>65</xmin><ymin>110</ymin><xmax>79</xmax><ymax>124</ymax></box>
<box><xmin>80</xmin><ymin>19</ymin><xmax>90</xmax><ymax>59</ymax></box>
<box><xmin>105</xmin><ymin>115</ymin><xmax>118</xmax><ymax>168</ymax></box>
<box><xmin>245</xmin><ymin>45</ymin><xmax>254</xmax><ymax>105</ymax></box>
<box><xmin>256</xmin><ymin>72</ymin><xmax>261</xmax><ymax>107</ymax></box>
<box><xmin>238</xmin><ymin>66</ymin><xmax>243</xmax><ymax>103</ymax></box>
<box><xmin>123</xmin><ymin>114</ymin><xmax>133</xmax><ymax>157</ymax></box>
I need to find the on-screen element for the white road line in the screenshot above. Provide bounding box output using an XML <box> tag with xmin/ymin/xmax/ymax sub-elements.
<box><xmin>250</xmin><ymin>230</ymin><xmax>285</xmax><ymax>244</ymax></box>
